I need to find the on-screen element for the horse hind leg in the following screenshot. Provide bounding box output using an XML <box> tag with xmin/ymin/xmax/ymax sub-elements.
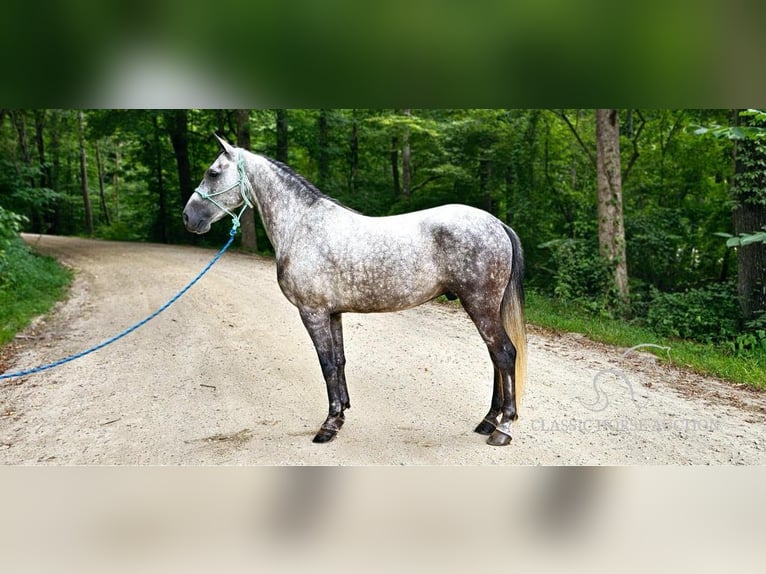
<box><xmin>463</xmin><ymin>298</ymin><xmax>519</xmax><ymax>446</ymax></box>
<box><xmin>474</xmin><ymin>365</ymin><xmax>502</xmax><ymax>435</ymax></box>
<box><xmin>486</xmin><ymin>332</ymin><xmax>520</xmax><ymax>446</ymax></box>
<box><xmin>486</xmin><ymin>359</ymin><xmax>517</xmax><ymax>447</ymax></box>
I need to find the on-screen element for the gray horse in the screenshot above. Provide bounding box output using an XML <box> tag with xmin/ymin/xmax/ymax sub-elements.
<box><xmin>183</xmin><ymin>135</ymin><xmax>527</xmax><ymax>446</ymax></box>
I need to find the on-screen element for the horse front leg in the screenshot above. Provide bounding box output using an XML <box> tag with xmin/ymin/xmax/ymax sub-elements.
<box><xmin>299</xmin><ymin>308</ymin><xmax>346</xmax><ymax>443</ymax></box>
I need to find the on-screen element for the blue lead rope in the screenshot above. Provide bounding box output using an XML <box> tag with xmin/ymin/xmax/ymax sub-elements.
<box><xmin>0</xmin><ymin>226</ymin><xmax>239</xmax><ymax>381</ymax></box>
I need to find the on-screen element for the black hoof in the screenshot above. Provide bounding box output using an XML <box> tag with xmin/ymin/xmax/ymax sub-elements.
<box><xmin>312</xmin><ymin>429</ymin><xmax>338</xmax><ymax>443</ymax></box>
<box><xmin>474</xmin><ymin>419</ymin><xmax>497</xmax><ymax>435</ymax></box>
<box><xmin>486</xmin><ymin>429</ymin><xmax>512</xmax><ymax>446</ymax></box>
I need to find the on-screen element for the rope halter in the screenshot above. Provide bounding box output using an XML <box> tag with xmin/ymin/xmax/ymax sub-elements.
<box><xmin>193</xmin><ymin>152</ymin><xmax>254</xmax><ymax>232</ymax></box>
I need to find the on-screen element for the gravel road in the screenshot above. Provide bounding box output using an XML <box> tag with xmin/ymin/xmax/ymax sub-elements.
<box><xmin>1</xmin><ymin>233</ymin><xmax>764</xmax><ymax>465</ymax></box>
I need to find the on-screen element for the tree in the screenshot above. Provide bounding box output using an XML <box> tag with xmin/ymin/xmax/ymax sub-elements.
<box><xmin>166</xmin><ymin>110</ymin><xmax>194</xmax><ymax>207</ymax></box>
<box><xmin>276</xmin><ymin>109</ymin><xmax>288</xmax><ymax>163</ymax></box>
<box><xmin>10</xmin><ymin>110</ymin><xmax>32</xmax><ymax>185</ymax></box>
<box><xmin>317</xmin><ymin>109</ymin><xmax>330</xmax><ymax>190</ymax></box>
<box><xmin>732</xmin><ymin>110</ymin><xmax>766</xmax><ymax>321</ymax></box>
<box><xmin>32</xmin><ymin>109</ymin><xmax>50</xmax><ymax>190</ymax></box>
<box><xmin>236</xmin><ymin>109</ymin><xmax>257</xmax><ymax>251</ymax></box>
<box><xmin>555</xmin><ymin>109</ymin><xmax>630</xmax><ymax>306</ymax></box>
<box><xmin>347</xmin><ymin>109</ymin><xmax>359</xmax><ymax>195</ymax></box>
<box><xmin>77</xmin><ymin>110</ymin><xmax>94</xmax><ymax>235</ymax></box>
<box><xmin>595</xmin><ymin>109</ymin><xmax>629</xmax><ymax>306</ymax></box>
<box><xmin>151</xmin><ymin>113</ymin><xmax>168</xmax><ymax>244</ymax></box>
<box><xmin>94</xmin><ymin>139</ymin><xmax>111</xmax><ymax>226</ymax></box>
<box><xmin>401</xmin><ymin>108</ymin><xmax>412</xmax><ymax>199</ymax></box>
<box><xmin>390</xmin><ymin>129</ymin><xmax>400</xmax><ymax>197</ymax></box>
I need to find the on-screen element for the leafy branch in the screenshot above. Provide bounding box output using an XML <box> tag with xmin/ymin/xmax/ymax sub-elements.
<box><xmin>715</xmin><ymin>227</ymin><xmax>766</xmax><ymax>247</ymax></box>
<box><xmin>691</xmin><ymin>109</ymin><xmax>766</xmax><ymax>140</ymax></box>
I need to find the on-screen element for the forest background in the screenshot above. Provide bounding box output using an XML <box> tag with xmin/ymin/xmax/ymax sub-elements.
<box><xmin>1</xmin><ymin>109</ymin><xmax>764</xmax><ymax>385</ymax></box>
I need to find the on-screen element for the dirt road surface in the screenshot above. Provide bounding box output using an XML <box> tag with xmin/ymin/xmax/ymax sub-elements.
<box><xmin>1</xmin><ymin>234</ymin><xmax>764</xmax><ymax>465</ymax></box>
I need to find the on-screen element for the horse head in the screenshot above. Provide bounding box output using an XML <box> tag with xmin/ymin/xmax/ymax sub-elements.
<box><xmin>183</xmin><ymin>134</ymin><xmax>250</xmax><ymax>234</ymax></box>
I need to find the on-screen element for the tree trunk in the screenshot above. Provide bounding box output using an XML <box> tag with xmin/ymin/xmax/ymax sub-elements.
<box><xmin>348</xmin><ymin>110</ymin><xmax>359</xmax><ymax>195</ymax></box>
<box><xmin>33</xmin><ymin>109</ymin><xmax>50</xmax><ymax>189</ymax></box>
<box><xmin>236</xmin><ymin>109</ymin><xmax>257</xmax><ymax>251</ymax></box>
<box><xmin>595</xmin><ymin>109</ymin><xmax>629</xmax><ymax>306</ymax></box>
<box><xmin>317</xmin><ymin>109</ymin><xmax>330</xmax><ymax>190</ymax></box>
<box><xmin>390</xmin><ymin>135</ymin><xmax>400</xmax><ymax>196</ymax></box>
<box><xmin>77</xmin><ymin>110</ymin><xmax>94</xmax><ymax>236</ymax></box>
<box><xmin>166</xmin><ymin>110</ymin><xmax>194</xmax><ymax>207</ymax></box>
<box><xmin>95</xmin><ymin>140</ymin><xmax>111</xmax><ymax>226</ymax></box>
<box><xmin>732</xmin><ymin>111</ymin><xmax>766</xmax><ymax>321</ymax></box>
<box><xmin>276</xmin><ymin>109</ymin><xmax>288</xmax><ymax>163</ymax></box>
<box><xmin>49</xmin><ymin>110</ymin><xmax>62</xmax><ymax>234</ymax></box>
<box><xmin>479</xmin><ymin>157</ymin><xmax>492</xmax><ymax>214</ymax></box>
<box><xmin>11</xmin><ymin>110</ymin><xmax>31</xmax><ymax>167</ymax></box>
<box><xmin>113</xmin><ymin>142</ymin><xmax>121</xmax><ymax>222</ymax></box>
<box><xmin>401</xmin><ymin>108</ymin><xmax>411</xmax><ymax>199</ymax></box>
<box><xmin>11</xmin><ymin>110</ymin><xmax>37</xmax><ymax>194</ymax></box>
<box><xmin>152</xmin><ymin>114</ymin><xmax>168</xmax><ymax>244</ymax></box>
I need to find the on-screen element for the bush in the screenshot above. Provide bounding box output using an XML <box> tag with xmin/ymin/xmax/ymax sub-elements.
<box><xmin>646</xmin><ymin>282</ymin><xmax>740</xmax><ymax>344</ymax></box>
<box><xmin>0</xmin><ymin>235</ymin><xmax>71</xmax><ymax>345</ymax></box>
<box><xmin>735</xmin><ymin>311</ymin><xmax>766</xmax><ymax>353</ymax></box>
<box><xmin>0</xmin><ymin>205</ymin><xmax>28</xmax><ymax>276</ymax></box>
<box><xmin>539</xmin><ymin>238</ymin><xmax>614</xmax><ymax>313</ymax></box>
<box><xmin>94</xmin><ymin>221</ymin><xmax>145</xmax><ymax>242</ymax></box>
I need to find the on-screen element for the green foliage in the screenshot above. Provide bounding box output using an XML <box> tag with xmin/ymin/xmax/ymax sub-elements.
<box><xmin>729</xmin><ymin>311</ymin><xmax>766</xmax><ymax>354</ymax></box>
<box><xmin>691</xmin><ymin>109</ymin><xmax>766</xmax><ymax>140</ymax></box>
<box><xmin>538</xmin><ymin>237</ymin><xmax>613</xmax><ymax>313</ymax></box>
<box><xmin>0</xmin><ymin>160</ymin><xmax>59</xmax><ymax>234</ymax></box>
<box><xmin>717</xmin><ymin>226</ymin><xmax>766</xmax><ymax>247</ymax></box>
<box><xmin>646</xmin><ymin>282</ymin><xmax>740</xmax><ymax>344</ymax></box>
<box><xmin>0</xmin><ymin>205</ymin><xmax>27</xmax><ymax>240</ymax></box>
<box><xmin>94</xmin><ymin>221</ymin><xmax>144</xmax><ymax>242</ymax></box>
<box><xmin>0</xmin><ymin>236</ymin><xmax>72</xmax><ymax>345</ymax></box>
<box><xmin>0</xmin><ymin>205</ymin><xmax>28</xmax><ymax>272</ymax></box>
<box><xmin>527</xmin><ymin>290</ymin><xmax>766</xmax><ymax>389</ymax></box>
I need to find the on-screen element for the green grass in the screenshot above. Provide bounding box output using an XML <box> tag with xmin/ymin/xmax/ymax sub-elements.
<box><xmin>525</xmin><ymin>290</ymin><xmax>766</xmax><ymax>389</ymax></box>
<box><xmin>0</xmin><ymin>238</ymin><xmax>72</xmax><ymax>346</ymax></box>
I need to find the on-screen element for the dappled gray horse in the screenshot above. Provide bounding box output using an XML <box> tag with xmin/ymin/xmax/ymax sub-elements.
<box><xmin>183</xmin><ymin>135</ymin><xmax>527</xmax><ymax>446</ymax></box>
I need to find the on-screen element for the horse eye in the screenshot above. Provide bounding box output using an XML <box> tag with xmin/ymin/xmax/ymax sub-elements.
<box><xmin>208</xmin><ymin>168</ymin><xmax>221</xmax><ymax>178</ymax></box>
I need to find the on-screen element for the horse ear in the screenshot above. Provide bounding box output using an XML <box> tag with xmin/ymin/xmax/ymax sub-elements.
<box><xmin>214</xmin><ymin>133</ymin><xmax>236</xmax><ymax>158</ymax></box>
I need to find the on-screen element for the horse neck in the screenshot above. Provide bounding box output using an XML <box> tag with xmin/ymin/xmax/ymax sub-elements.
<box><xmin>242</xmin><ymin>153</ymin><xmax>314</xmax><ymax>253</ymax></box>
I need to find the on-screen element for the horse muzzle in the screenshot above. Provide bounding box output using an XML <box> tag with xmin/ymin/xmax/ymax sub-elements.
<box><xmin>183</xmin><ymin>205</ymin><xmax>212</xmax><ymax>234</ymax></box>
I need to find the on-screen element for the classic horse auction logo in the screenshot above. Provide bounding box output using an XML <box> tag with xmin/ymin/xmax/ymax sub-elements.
<box><xmin>577</xmin><ymin>344</ymin><xmax>671</xmax><ymax>413</ymax></box>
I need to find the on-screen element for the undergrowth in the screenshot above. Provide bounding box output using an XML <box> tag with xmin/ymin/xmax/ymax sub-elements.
<box><xmin>0</xmin><ymin>237</ymin><xmax>72</xmax><ymax>346</ymax></box>
<box><xmin>524</xmin><ymin>290</ymin><xmax>766</xmax><ymax>389</ymax></box>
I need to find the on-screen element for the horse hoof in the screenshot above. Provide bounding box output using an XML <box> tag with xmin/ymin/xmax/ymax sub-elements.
<box><xmin>474</xmin><ymin>420</ymin><xmax>497</xmax><ymax>435</ymax></box>
<box><xmin>486</xmin><ymin>429</ymin><xmax>512</xmax><ymax>446</ymax></box>
<box><xmin>312</xmin><ymin>429</ymin><xmax>338</xmax><ymax>443</ymax></box>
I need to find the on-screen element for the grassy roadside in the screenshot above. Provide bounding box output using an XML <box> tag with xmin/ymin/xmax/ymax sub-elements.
<box><xmin>524</xmin><ymin>290</ymin><xmax>766</xmax><ymax>390</ymax></box>
<box><xmin>0</xmin><ymin>237</ymin><xmax>72</xmax><ymax>346</ymax></box>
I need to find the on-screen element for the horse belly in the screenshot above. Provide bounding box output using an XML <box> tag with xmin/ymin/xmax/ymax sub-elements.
<box><xmin>332</xmin><ymin>255</ymin><xmax>443</xmax><ymax>313</ymax></box>
<box><xmin>280</xmin><ymin>239</ymin><xmax>444</xmax><ymax>313</ymax></box>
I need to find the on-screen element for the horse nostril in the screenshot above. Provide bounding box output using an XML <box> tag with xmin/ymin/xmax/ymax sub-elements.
<box><xmin>183</xmin><ymin>211</ymin><xmax>189</xmax><ymax>226</ymax></box>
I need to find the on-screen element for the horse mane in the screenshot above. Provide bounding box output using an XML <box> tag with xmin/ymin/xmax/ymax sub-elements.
<box><xmin>262</xmin><ymin>156</ymin><xmax>357</xmax><ymax>213</ymax></box>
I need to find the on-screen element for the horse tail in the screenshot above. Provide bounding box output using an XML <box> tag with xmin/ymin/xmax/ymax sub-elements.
<box><xmin>501</xmin><ymin>224</ymin><xmax>527</xmax><ymax>403</ymax></box>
